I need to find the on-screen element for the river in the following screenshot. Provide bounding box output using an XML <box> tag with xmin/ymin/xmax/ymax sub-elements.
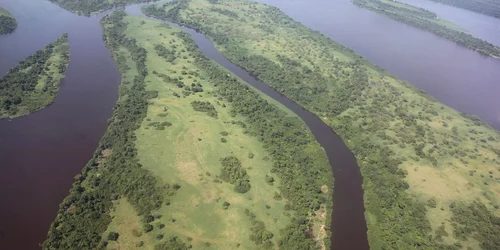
<box><xmin>0</xmin><ymin>0</ymin><xmax>121</xmax><ymax>249</ymax></box>
<box><xmin>0</xmin><ymin>0</ymin><xmax>499</xmax><ymax>249</ymax></box>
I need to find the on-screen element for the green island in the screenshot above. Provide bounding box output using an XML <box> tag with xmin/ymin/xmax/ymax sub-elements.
<box><xmin>0</xmin><ymin>34</ymin><xmax>70</xmax><ymax>119</ymax></box>
<box><xmin>43</xmin><ymin>10</ymin><xmax>332</xmax><ymax>250</ymax></box>
<box><xmin>142</xmin><ymin>0</ymin><xmax>500</xmax><ymax>249</ymax></box>
<box><xmin>48</xmin><ymin>0</ymin><xmax>158</xmax><ymax>15</ymax></box>
<box><xmin>0</xmin><ymin>7</ymin><xmax>17</xmax><ymax>34</ymax></box>
<box><xmin>351</xmin><ymin>0</ymin><xmax>500</xmax><ymax>59</ymax></box>
<box><xmin>428</xmin><ymin>0</ymin><xmax>500</xmax><ymax>19</ymax></box>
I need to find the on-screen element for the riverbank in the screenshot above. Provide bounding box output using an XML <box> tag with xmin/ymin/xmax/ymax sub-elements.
<box><xmin>44</xmin><ymin>10</ymin><xmax>333</xmax><ymax>249</ymax></box>
<box><xmin>352</xmin><ymin>0</ymin><xmax>500</xmax><ymax>59</ymax></box>
<box><xmin>143</xmin><ymin>0</ymin><xmax>500</xmax><ymax>248</ymax></box>
<box><xmin>0</xmin><ymin>34</ymin><xmax>69</xmax><ymax>118</ymax></box>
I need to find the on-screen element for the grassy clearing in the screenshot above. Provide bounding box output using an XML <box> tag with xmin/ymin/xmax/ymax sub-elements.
<box><xmin>143</xmin><ymin>0</ymin><xmax>500</xmax><ymax>248</ymax></box>
<box><xmin>99</xmin><ymin>14</ymin><xmax>330</xmax><ymax>249</ymax></box>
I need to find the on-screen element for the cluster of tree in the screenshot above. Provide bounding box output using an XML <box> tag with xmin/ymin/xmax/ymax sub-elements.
<box><xmin>170</xmin><ymin>30</ymin><xmax>332</xmax><ymax>249</ymax></box>
<box><xmin>191</xmin><ymin>100</ymin><xmax>218</xmax><ymax>117</ymax></box>
<box><xmin>352</xmin><ymin>0</ymin><xmax>500</xmax><ymax>58</ymax></box>
<box><xmin>209</xmin><ymin>7</ymin><xmax>239</xmax><ymax>18</ymax></box>
<box><xmin>429</xmin><ymin>0</ymin><xmax>500</xmax><ymax>19</ymax></box>
<box><xmin>0</xmin><ymin>8</ymin><xmax>17</xmax><ymax>34</ymax></box>
<box><xmin>0</xmin><ymin>34</ymin><xmax>69</xmax><ymax>118</ymax></box>
<box><xmin>43</xmin><ymin>11</ymin><xmax>168</xmax><ymax>249</ymax></box>
<box><xmin>154</xmin><ymin>44</ymin><xmax>177</xmax><ymax>62</ymax></box>
<box><xmin>219</xmin><ymin>156</ymin><xmax>251</xmax><ymax>193</ymax></box>
<box><xmin>48</xmin><ymin>0</ymin><xmax>158</xmax><ymax>15</ymax></box>
<box><xmin>244</xmin><ymin>209</ymin><xmax>274</xmax><ymax>249</ymax></box>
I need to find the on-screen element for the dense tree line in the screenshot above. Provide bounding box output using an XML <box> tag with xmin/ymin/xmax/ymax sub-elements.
<box><xmin>43</xmin><ymin>11</ymin><xmax>179</xmax><ymax>249</ymax></box>
<box><xmin>0</xmin><ymin>34</ymin><xmax>69</xmax><ymax>118</ymax></box>
<box><xmin>429</xmin><ymin>0</ymin><xmax>500</xmax><ymax>19</ymax></box>
<box><xmin>0</xmin><ymin>8</ymin><xmax>17</xmax><ymax>34</ymax></box>
<box><xmin>352</xmin><ymin>0</ymin><xmax>500</xmax><ymax>58</ymax></box>
<box><xmin>143</xmin><ymin>0</ymin><xmax>500</xmax><ymax>249</ymax></box>
<box><xmin>48</xmin><ymin>0</ymin><xmax>157</xmax><ymax>15</ymax></box>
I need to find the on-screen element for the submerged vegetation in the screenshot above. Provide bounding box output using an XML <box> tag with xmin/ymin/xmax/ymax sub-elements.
<box><xmin>0</xmin><ymin>34</ymin><xmax>69</xmax><ymax>118</ymax></box>
<box><xmin>429</xmin><ymin>0</ymin><xmax>500</xmax><ymax>19</ymax></box>
<box><xmin>352</xmin><ymin>0</ymin><xmax>500</xmax><ymax>58</ymax></box>
<box><xmin>45</xmin><ymin>9</ymin><xmax>332</xmax><ymax>249</ymax></box>
<box><xmin>0</xmin><ymin>7</ymin><xmax>17</xmax><ymax>34</ymax></box>
<box><xmin>144</xmin><ymin>0</ymin><xmax>500</xmax><ymax>249</ymax></box>
<box><xmin>48</xmin><ymin>0</ymin><xmax>158</xmax><ymax>15</ymax></box>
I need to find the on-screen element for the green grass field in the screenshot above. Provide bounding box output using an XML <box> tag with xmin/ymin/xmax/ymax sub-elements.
<box><xmin>98</xmin><ymin>14</ymin><xmax>330</xmax><ymax>249</ymax></box>
<box><xmin>143</xmin><ymin>0</ymin><xmax>500</xmax><ymax>248</ymax></box>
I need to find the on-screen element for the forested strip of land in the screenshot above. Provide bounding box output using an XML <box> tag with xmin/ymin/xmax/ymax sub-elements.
<box><xmin>0</xmin><ymin>34</ymin><xmax>69</xmax><ymax>118</ymax></box>
<box><xmin>48</xmin><ymin>0</ymin><xmax>158</xmax><ymax>15</ymax></box>
<box><xmin>429</xmin><ymin>0</ymin><xmax>500</xmax><ymax>19</ymax></box>
<box><xmin>43</xmin><ymin>11</ymin><xmax>169</xmax><ymax>249</ymax></box>
<box><xmin>352</xmin><ymin>0</ymin><xmax>500</xmax><ymax>58</ymax></box>
<box><xmin>0</xmin><ymin>7</ymin><xmax>17</xmax><ymax>34</ymax></box>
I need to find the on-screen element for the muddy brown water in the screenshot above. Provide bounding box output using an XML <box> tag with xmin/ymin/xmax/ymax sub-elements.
<box><xmin>1</xmin><ymin>0</ymin><xmax>499</xmax><ymax>249</ymax></box>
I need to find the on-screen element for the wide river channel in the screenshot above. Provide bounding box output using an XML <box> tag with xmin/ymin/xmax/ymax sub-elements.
<box><xmin>0</xmin><ymin>0</ymin><xmax>498</xmax><ymax>249</ymax></box>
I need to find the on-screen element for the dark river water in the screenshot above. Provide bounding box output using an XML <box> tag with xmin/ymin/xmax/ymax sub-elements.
<box><xmin>0</xmin><ymin>0</ymin><xmax>121</xmax><ymax>249</ymax></box>
<box><xmin>0</xmin><ymin>0</ymin><xmax>499</xmax><ymax>249</ymax></box>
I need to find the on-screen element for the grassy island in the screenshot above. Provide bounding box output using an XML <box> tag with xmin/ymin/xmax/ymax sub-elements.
<box><xmin>143</xmin><ymin>0</ymin><xmax>500</xmax><ymax>249</ymax></box>
<box><xmin>0</xmin><ymin>7</ymin><xmax>17</xmax><ymax>34</ymax></box>
<box><xmin>352</xmin><ymin>0</ymin><xmax>500</xmax><ymax>59</ymax></box>
<box><xmin>43</xmin><ymin>10</ymin><xmax>332</xmax><ymax>250</ymax></box>
<box><xmin>0</xmin><ymin>34</ymin><xmax>70</xmax><ymax>118</ymax></box>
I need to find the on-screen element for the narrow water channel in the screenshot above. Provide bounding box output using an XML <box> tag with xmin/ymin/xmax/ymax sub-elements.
<box><xmin>126</xmin><ymin>5</ymin><xmax>370</xmax><ymax>250</ymax></box>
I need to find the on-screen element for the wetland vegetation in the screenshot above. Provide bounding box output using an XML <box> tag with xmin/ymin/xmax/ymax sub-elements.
<box><xmin>352</xmin><ymin>0</ymin><xmax>500</xmax><ymax>58</ymax></box>
<box><xmin>0</xmin><ymin>7</ymin><xmax>17</xmax><ymax>34</ymax></box>
<box><xmin>0</xmin><ymin>34</ymin><xmax>69</xmax><ymax>118</ymax></box>
<box><xmin>44</xmin><ymin>9</ymin><xmax>332</xmax><ymax>249</ymax></box>
<box><xmin>143</xmin><ymin>0</ymin><xmax>500</xmax><ymax>248</ymax></box>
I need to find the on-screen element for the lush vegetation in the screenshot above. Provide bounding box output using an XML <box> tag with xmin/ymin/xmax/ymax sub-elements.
<box><xmin>429</xmin><ymin>0</ymin><xmax>500</xmax><ymax>19</ymax></box>
<box><xmin>45</xmin><ymin>9</ymin><xmax>332</xmax><ymax>250</ymax></box>
<box><xmin>0</xmin><ymin>7</ymin><xmax>17</xmax><ymax>34</ymax></box>
<box><xmin>143</xmin><ymin>0</ymin><xmax>500</xmax><ymax>249</ymax></box>
<box><xmin>0</xmin><ymin>34</ymin><xmax>69</xmax><ymax>119</ymax></box>
<box><xmin>48</xmin><ymin>0</ymin><xmax>158</xmax><ymax>15</ymax></box>
<box><xmin>352</xmin><ymin>0</ymin><xmax>500</xmax><ymax>58</ymax></box>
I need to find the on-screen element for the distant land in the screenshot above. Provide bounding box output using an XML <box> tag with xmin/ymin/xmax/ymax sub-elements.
<box><xmin>429</xmin><ymin>0</ymin><xmax>500</xmax><ymax>19</ymax></box>
<box><xmin>352</xmin><ymin>0</ymin><xmax>500</xmax><ymax>59</ymax></box>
